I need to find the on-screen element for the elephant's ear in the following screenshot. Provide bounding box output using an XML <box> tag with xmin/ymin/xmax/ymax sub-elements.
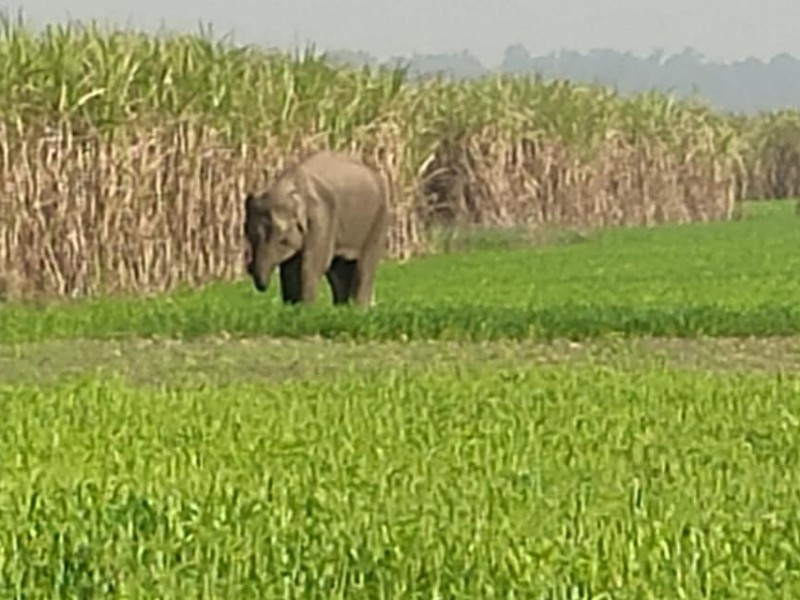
<box><xmin>290</xmin><ymin>189</ymin><xmax>308</xmax><ymax>235</ymax></box>
<box><xmin>289</xmin><ymin>174</ymin><xmax>313</xmax><ymax>235</ymax></box>
<box><xmin>295</xmin><ymin>167</ymin><xmax>335</xmax><ymax>216</ymax></box>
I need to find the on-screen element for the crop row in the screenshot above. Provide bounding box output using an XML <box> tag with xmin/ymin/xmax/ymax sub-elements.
<box><xmin>5</xmin><ymin>297</ymin><xmax>800</xmax><ymax>344</ymax></box>
<box><xmin>1</xmin><ymin>367</ymin><xmax>799</xmax><ymax>596</ymax></box>
<box><xmin>2</xmin><ymin>201</ymin><xmax>797</xmax><ymax>343</ymax></box>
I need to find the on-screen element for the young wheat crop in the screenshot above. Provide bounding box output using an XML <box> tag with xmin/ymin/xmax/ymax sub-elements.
<box><xmin>1</xmin><ymin>367</ymin><xmax>799</xmax><ymax>597</ymax></box>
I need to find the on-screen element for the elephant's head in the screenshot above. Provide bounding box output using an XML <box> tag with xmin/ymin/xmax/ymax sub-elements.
<box><xmin>243</xmin><ymin>186</ymin><xmax>307</xmax><ymax>292</ymax></box>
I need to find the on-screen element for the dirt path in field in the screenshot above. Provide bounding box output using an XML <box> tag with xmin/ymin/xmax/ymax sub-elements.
<box><xmin>1</xmin><ymin>335</ymin><xmax>799</xmax><ymax>387</ymax></box>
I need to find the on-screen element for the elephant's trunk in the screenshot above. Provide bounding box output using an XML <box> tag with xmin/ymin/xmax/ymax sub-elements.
<box><xmin>247</xmin><ymin>257</ymin><xmax>274</xmax><ymax>293</ymax></box>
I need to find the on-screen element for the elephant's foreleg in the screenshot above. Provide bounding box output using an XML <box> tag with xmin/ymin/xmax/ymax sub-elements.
<box><xmin>299</xmin><ymin>227</ymin><xmax>333</xmax><ymax>304</ymax></box>
<box><xmin>279</xmin><ymin>253</ymin><xmax>303</xmax><ymax>304</ymax></box>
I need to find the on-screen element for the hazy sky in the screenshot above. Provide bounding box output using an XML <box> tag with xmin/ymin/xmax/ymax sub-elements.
<box><xmin>9</xmin><ymin>0</ymin><xmax>800</xmax><ymax>66</ymax></box>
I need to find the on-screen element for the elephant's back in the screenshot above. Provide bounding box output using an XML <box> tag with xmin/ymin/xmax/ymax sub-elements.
<box><xmin>299</xmin><ymin>152</ymin><xmax>386</xmax><ymax>205</ymax></box>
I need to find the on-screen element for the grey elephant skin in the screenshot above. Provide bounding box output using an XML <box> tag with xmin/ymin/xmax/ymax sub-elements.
<box><xmin>243</xmin><ymin>151</ymin><xmax>390</xmax><ymax>307</ymax></box>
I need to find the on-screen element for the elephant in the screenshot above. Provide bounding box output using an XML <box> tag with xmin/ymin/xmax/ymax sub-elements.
<box><xmin>243</xmin><ymin>151</ymin><xmax>390</xmax><ymax>307</ymax></box>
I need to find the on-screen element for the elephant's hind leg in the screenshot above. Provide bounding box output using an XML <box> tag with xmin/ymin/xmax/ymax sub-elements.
<box><xmin>351</xmin><ymin>208</ymin><xmax>389</xmax><ymax>308</ymax></box>
<box><xmin>326</xmin><ymin>257</ymin><xmax>357</xmax><ymax>305</ymax></box>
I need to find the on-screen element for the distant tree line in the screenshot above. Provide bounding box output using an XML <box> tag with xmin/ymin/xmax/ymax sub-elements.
<box><xmin>324</xmin><ymin>45</ymin><xmax>800</xmax><ymax>115</ymax></box>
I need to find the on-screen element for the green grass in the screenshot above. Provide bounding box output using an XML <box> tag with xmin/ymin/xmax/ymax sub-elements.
<box><xmin>1</xmin><ymin>366</ymin><xmax>799</xmax><ymax>597</ymax></box>
<box><xmin>1</xmin><ymin>200</ymin><xmax>798</xmax><ymax>344</ymax></box>
<box><xmin>2</xmin><ymin>201</ymin><xmax>798</xmax><ymax>597</ymax></box>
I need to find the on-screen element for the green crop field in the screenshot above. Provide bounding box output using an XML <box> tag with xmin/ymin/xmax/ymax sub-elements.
<box><xmin>1</xmin><ymin>200</ymin><xmax>798</xmax><ymax>345</ymax></box>
<box><xmin>1</xmin><ymin>199</ymin><xmax>800</xmax><ymax>597</ymax></box>
<box><xmin>1</xmin><ymin>19</ymin><xmax>800</xmax><ymax>596</ymax></box>
<box><xmin>2</xmin><ymin>368</ymin><xmax>800</xmax><ymax>598</ymax></box>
